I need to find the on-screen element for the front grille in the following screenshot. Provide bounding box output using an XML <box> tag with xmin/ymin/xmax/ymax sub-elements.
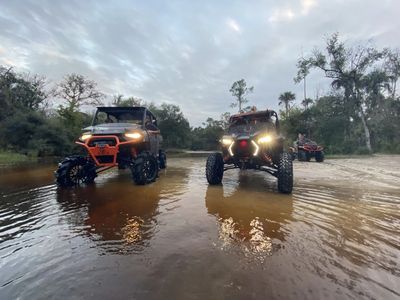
<box><xmin>96</xmin><ymin>155</ymin><xmax>114</xmax><ymax>163</ymax></box>
<box><xmin>88</xmin><ymin>138</ymin><xmax>117</xmax><ymax>147</ymax></box>
<box><xmin>232</xmin><ymin>139</ymin><xmax>254</xmax><ymax>157</ymax></box>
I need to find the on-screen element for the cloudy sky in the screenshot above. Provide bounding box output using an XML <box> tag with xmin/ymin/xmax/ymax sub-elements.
<box><xmin>0</xmin><ymin>0</ymin><xmax>399</xmax><ymax>125</ymax></box>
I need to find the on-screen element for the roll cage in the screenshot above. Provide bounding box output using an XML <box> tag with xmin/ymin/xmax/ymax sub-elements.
<box><xmin>228</xmin><ymin>110</ymin><xmax>280</xmax><ymax>134</ymax></box>
<box><xmin>92</xmin><ymin>107</ymin><xmax>159</xmax><ymax>128</ymax></box>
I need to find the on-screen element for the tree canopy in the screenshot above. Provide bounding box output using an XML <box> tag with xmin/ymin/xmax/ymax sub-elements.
<box><xmin>229</xmin><ymin>79</ymin><xmax>254</xmax><ymax>112</ymax></box>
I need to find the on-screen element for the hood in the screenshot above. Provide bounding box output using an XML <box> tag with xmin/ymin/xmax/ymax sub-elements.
<box><xmin>83</xmin><ymin>123</ymin><xmax>141</xmax><ymax>135</ymax></box>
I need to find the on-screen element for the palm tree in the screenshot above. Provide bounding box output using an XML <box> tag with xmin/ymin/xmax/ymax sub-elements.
<box><xmin>301</xmin><ymin>98</ymin><xmax>313</xmax><ymax>110</ymax></box>
<box><xmin>278</xmin><ymin>91</ymin><xmax>296</xmax><ymax>115</ymax></box>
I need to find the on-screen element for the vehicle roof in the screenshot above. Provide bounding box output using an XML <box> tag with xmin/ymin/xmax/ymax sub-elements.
<box><xmin>96</xmin><ymin>106</ymin><xmax>146</xmax><ymax>112</ymax></box>
<box><xmin>229</xmin><ymin>109</ymin><xmax>277</xmax><ymax>120</ymax></box>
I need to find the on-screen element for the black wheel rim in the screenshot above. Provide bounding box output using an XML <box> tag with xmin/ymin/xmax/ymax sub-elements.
<box><xmin>143</xmin><ymin>159</ymin><xmax>156</xmax><ymax>180</ymax></box>
<box><xmin>69</xmin><ymin>165</ymin><xmax>84</xmax><ymax>184</ymax></box>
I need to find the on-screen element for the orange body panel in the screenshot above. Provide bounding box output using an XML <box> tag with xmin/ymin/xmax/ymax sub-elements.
<box><xmin>76</xmin><ymin>135</ymin><xmax>137</xmax><ymax>167</ymax></box>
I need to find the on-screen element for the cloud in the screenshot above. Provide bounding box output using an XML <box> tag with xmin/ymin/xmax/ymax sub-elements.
<box><xmin>226</xmin><ymin>18</ymin><xmax>241</xmax><ymax>33</ymax></box>
<box><xmin>0</xmin><ymin>0</ymin><xmax>399</xmax><ymax>126</ymax></box>
<box><xmin>301</xmin><ymin>0</ymin><xmax>317</xmax><ymax>15</ymax></box>
<box><xmin>268</xmin><ymin>8</ymin><xmax>295</xmax><ymax>23</ymax></box>
<box><xmin>268</xmin><ymin>0</ymin><xmax>317</xmax><ymax>23</ymax></box>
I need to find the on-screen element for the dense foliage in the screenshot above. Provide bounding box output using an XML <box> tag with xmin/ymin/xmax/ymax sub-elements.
<box><xmin>283</xmin><ymin>34</ymin><xmax>400</xmax><ymax>154</ymax></box>
<box><xmin>0</xmin><ymin>34</ymin><xmax>399</xmax><ymax>158</ymax></box>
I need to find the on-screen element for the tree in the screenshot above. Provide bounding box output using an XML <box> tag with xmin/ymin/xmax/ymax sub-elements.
<box><xmin>112</xmin><ymin>94</ymin><xmax>143</xmax><ymax>107</ymax></box>
<box><xmin>384</xmin><ymin>49</ymin><xmax>400</xmax><ymax>98</ymax></box>
<box><xmin>229</xmin><ymin>79</ymin><xmax>254</xmax><ymax>112</ymax></box>
<box><xmin>301</xmin><ymin>98</ymin><xmax>313</xmax><ymax>110</ymax></box>
<box><xmin>295</xmin><ymin>33</ymin><xmax>385</xmax><ymax>152</ymax></box>
<box><xmin>220</xmin><ymin>112</ymin><xmax>231</xmax><ymax>130</ymax></box>
<box><xmin>152</xmin><ymin>103</ymin><xmax>191</xmax><ymax>149</ymax></box>
<box><xmin>278</xmin><ymin>91</ymin><xmax>296</xmax><ymax>115</ymax></box>
<box><xmin>54</xmin><ymin>73</ymin><xmax>103</xmax><ymax>112</ymax></box>
<box><xmin>0</xmin><ymin>66</ymin><xmax>48</xmax><ymax>116</ymax></box>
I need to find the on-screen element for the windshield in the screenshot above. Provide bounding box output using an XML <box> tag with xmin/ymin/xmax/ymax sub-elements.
<box><xmin>93</xmin><ymin>109</ymin><xmax>144</xmax><ymax>126</ymax></box>
<box><xmin>228</xmin><ymin>116</ymin><xmax>276</xmax><ymax>135</ymax></box>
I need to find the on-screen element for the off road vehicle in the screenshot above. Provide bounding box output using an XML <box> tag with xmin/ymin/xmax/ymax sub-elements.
<box><xmin>55</xmin><ymin>106</ymin><xmax>166</xmax><ymax>187</ymax></box>
<box><xmin>290</xmin><ymin>138</ymin><xmax>324</xmax><ymax>162</ymax></box>
<box><xmin>205</xmin><ymin>109</ymin><xmax>293</xmax><ymax>194</ymax></box>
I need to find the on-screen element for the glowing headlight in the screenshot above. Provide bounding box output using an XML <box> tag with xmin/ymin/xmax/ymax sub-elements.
<box><xmin>228</xmin><ymin>142</ymin><xmax>234</xmax><ymax>156</ymax></box>
<box><xmin>125</xmin><ymin>132</ymin><xmax>142</xmax><ymax>139</ymax></box>
<box><xmin>251</xmin><ymin>140</ymin><xmax>260</xmax><ymax>156</ymax></box>
<box><xmin>258</xmin><ymin>135</ymin><xmax>272</xmax><ymax>144</ymax></box>
<box><xmin>80</xmin><ymin>134</ymin><xmax>92</xmax><ymax>141</ymax></box>
<box><xmin>221</xmin><ymin>137</ymin><xmax>233</xmax><ymax>146</ymax></box>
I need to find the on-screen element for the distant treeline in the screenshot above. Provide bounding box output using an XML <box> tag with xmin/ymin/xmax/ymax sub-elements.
<box><xmin>0</xmin><ymin>33</ymin><xmax>399</xmax><ymax>157</ymax></box>
<box><xmin>0</xmin><ymin>67</ymin><xmax>226</xmax><ymax>156</ymax></box>
<box><xmin>281</xmin><ymin>33</ymin><xmax>400</xmax><ymax>154</ymax></box>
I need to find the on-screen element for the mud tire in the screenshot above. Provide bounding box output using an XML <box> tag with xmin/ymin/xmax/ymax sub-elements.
<box><xmin>206</xmin><ymin>152</ymin><xmax>224</xmax><ymax>185</ymax></box>
<box><xmin>131</xmin><ymin>152</ymin><xmax>159</xmax><ymax>185</ymax></box>
<box><xmin>306</xmin><ymin>152</ymin><xmax>312</xmax><ymax>162</ymax></box>
<box><xmin>159</xmin><ymin>150</ymin><xmax>167</xmax><ymax>169</ymax></box>
<box><xmin>298</xmin><ymin>150</ymin><xmax>307</xmax><ymax>161</ymax></box>
<box><xmin>291</xmin><ymin>152</ymin><xmax>297</xmax><ymax>161</ymax></box>
<box><xmin>55</xmin><ymin>156</ymin><xmax>97</xmax><ymax>187</ymax></box>
<box><xmin>315</xmin><ymin>151</ymin><xmax>324</xmax><ymax>162</ymax></box>
<box><xmin>277</xmin><ymin>152</ymin><xmax>293</xmax><ymax>194</ymax></box>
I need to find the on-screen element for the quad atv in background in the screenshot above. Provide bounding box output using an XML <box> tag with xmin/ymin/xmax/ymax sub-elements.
<box><xmin>55</xmin><ymin>107</ymin><xmax>166</xmax><ymax>187</ymax></box>
<box><xmin>290</xmin><ymin>138</ymin><xmax>324</xmax><ymax>162</ymax></box>
<box><xmin>205</xmin><ymin>109</ymin><xmax>293</xmax><ymax>194</ymax></box>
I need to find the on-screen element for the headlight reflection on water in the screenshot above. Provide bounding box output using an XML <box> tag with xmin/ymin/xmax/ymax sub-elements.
<box><xmin>216</xmin><ymin>217</ymin><xmax>273</xmax><ymax>262</ymax></box>
<box><xmin>121</xmin><ymin>217</ymin><xmax>144</xmax><ymax>244</ymax></box>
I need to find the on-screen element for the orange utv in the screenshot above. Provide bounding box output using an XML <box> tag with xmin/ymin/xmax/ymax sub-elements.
<box><xmin>55</xmin><ymin>107</ymin><xmax>166</xmax><ymax>186</ymax></box>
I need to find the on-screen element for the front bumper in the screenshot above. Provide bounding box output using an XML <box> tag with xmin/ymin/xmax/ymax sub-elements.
<box><xmin>76</xmin><ymin>135</ymin><xmax>138</xmax><ymax>167</ymax></box>
<box><xmin>223</xmin><ymin>138</ymin><xmax>276</xmax><ymax>166</ymax></box>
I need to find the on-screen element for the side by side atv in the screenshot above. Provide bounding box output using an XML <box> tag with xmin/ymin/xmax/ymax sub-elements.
<box><xmin>205</xmin><ymin>109</ymin><xmax>293</xmax><ymax>194</ymax></box>
<box><xmin>290</xmin><ymin>139</ymin><xmax>324</xmax><ymax>162</ymax></box>
<box><xmin>55</xmin><ymin>106</ymin><xmax>166</xmax><ymax>187</ymax></box>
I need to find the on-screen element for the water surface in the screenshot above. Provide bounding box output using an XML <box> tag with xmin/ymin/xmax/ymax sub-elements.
<box><xmin>0</xmin><ymin>156</ymin><xmax>399</xmax><ymax>299</ymax></box>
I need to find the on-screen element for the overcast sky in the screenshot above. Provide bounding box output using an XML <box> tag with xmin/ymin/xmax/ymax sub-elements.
<box><xmin>0</xmin><ymin>0</ymin><xmax>399</xmax><ymax>125</ymax></box>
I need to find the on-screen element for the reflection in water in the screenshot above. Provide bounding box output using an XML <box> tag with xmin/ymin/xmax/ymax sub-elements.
<box><xmin>1</xmin><ymin>157</ymin><xmax>400</xmax><ymax>299</ymax></box>
<box><xmin>248</xmin><ymin>217</ymin><xmax>272</xmax><ymax>255</ymax></box>
<box><xmin>205</xmin><ymin>172</ymin><xmax>293</xmax><ymax>260</ymax></box>
<box><xmin>121</xmin><ymin>217</ymin><xmax>144</xmax><ymax>244</ymax></box>
<box><xmin>55</xmin><ymin>167</ymin><xmax>189</xmax><ymax>254</ymax></box>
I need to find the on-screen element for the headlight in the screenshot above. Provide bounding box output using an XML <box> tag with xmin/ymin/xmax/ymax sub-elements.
<box><xmin>258</xmin><ymin>135</ymin><xmax>272</xmax><ymax>144</ymax></box>
<box><xmin>221</xmin><ymin>137</ymin><xmax>233</xmax><ymax>146</ymax></box>
<box><xmin>125</xmin><ymin>132</ymin><xmax>142</xmax><ymax>139</ymax></box>
<box><xmin>80</xmin><ymin>133</ymin><xmax>92</xmax><ymax>141</ymax></box>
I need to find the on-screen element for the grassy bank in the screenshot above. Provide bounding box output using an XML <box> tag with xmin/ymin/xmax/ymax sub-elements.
<box><xmin>0</xmin><ymin>151</ymin><xmax>30</xmax><ymax>165</ymax></box>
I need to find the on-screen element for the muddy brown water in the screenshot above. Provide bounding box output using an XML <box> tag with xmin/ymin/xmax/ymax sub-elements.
<box><xmin>0</xmin><ymin>156</ymin><xmax>399</xmax><ymax>299</ymax></box>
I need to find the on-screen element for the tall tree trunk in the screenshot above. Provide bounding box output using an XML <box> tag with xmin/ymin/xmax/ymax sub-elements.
<box><xmin>359</xmin><ymin>107</ymin><xmax>372</xmax><ymax>152</ymax></box>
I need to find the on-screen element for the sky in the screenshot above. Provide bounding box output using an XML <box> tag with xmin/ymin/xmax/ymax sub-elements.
<box><xmin>0</xmin><ymin>0</ymin><xmax>399</xmax><ymax>126</ymax></box>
